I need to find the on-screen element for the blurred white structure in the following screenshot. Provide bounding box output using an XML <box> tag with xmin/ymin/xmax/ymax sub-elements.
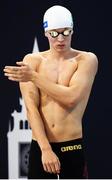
<box><xmin>7</xmin><ymin>37</ymin><xmax>39</xmax><ymax>179</ymax></box>
<box><xmin>32</xmin><ymin>37</ymin><xmax>39</xmax><ymax>53</ymax></box>
<box><xmin>7</xmin><ymin>98</ymin><xmax>32</xmax><ymax>179</ymax></box>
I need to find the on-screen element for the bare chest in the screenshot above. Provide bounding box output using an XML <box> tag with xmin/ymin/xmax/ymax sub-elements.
<box><xmin>38</xmin><ymin>60</ymin><xmax>77</xmax><ymax>86</ymax></box>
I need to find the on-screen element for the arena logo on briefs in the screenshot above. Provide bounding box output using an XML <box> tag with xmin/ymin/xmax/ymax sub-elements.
<box><xmin>61</xmin><ymin>144</ymin><xmax>82</xmax><ymax>152</ymax></box>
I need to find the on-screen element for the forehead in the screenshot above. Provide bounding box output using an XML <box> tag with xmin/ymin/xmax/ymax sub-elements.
<box><xmin>49</xmin><ymin>28</ymin><xmax>71</xmax><ymax>32</ymax></box>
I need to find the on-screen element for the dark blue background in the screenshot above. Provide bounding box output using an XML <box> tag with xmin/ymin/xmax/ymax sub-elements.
<box><xmin>0</xmin><ymin>0</ymin><xmax>112</xmax><ymax>178</ymax></box>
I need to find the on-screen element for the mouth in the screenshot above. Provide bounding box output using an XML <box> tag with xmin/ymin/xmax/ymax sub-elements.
<box><xmin>57</xmin><ymin>44</ymin><xmax>65</xmax><ymax>48</ymax></box>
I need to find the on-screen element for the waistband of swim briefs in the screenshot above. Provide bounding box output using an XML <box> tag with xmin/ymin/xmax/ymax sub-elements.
<box><xmin>50</xmin><ymin>138</ymin><xmax>83</xmax><ymax>148</ymax></box>
<box><xmin>32</xmin><ymin>138</ymin><xmax>83</xmax><ymax>150</ymax></box>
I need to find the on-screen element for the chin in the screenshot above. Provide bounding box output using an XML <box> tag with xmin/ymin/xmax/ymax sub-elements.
<box><xmin>55</xmin><ymin>46</ymin><xmax>68</xmax><ymax>52</ymax></box>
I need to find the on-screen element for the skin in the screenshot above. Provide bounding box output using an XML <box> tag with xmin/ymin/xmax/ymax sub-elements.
<box><xmin>4</xmin><ymin>28</ymin><xmax>98</xmax><ymax>175</ymax></box>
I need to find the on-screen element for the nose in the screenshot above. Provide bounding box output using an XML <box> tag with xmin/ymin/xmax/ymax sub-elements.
<box><xmin>57</xmin><ymin>34</ymin><xmax>64</xmax><ymax>42</ymax></box>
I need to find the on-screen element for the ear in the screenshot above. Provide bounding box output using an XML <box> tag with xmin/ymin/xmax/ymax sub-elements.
<box><xmin>71</xmin><ymin>29</ymin><xmax>74</xmax><ymax>35</ymax></box>
<box><xmin>45</xmin><ymin>31</ymin><xmax>48</xmax><ymax>37</ymax></box>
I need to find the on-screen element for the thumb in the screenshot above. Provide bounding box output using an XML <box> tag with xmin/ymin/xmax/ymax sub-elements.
<box><xmin>16</xmin><ymin>61</ymin><xmax>27</xmax><ymax>66</ymax></box>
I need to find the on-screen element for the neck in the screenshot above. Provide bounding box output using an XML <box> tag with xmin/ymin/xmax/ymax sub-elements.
<box><xmin>49</xmin><ymin>48</ymin><xmax>72</xmax><ymax>60</ymax></box>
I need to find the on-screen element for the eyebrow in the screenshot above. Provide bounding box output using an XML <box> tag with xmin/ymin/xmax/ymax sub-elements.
<box><xmin>50</xmin><ymin>28</ymin><xmax>69</xmax><ymax>32</ymax></box>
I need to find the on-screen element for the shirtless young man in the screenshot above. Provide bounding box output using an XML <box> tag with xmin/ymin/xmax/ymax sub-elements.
<box><xmin>4</xmin><ymin>5</ymin><xmax>98</xmax><ymax>179</ymax></box>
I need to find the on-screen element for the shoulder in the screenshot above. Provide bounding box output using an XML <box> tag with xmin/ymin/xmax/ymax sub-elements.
<box><xmin>22</xmin><ymin>52</ymin><xmax>46</xmax><ymax>71</ymax></box>
<box><xmin>23</xmin><ymin>50</ymin><xmax>49</xmax><ymax>63</ymax></box>
<box><xmin>76</xmin><ymin>51</ymin><xmax>98</xmax><ymax>74</ymax></box>
<box><xmin>72</xmin><ymin>49</ymin><xmax>98</xmax><ymax>65</ymax></box>
<box><xmin>83</xmin><ymin>51</ymin><xmax>98</xmax><ymax>63</ymax></box>
<box><xmin>23</xmin><ymin>53</ymin><xmax>41</xmax><ymax>63</ymax></box>
<box><xmin>78</xmin><ymin>50</ymin><xmax>98</xmax><ymax>63</ymax></box>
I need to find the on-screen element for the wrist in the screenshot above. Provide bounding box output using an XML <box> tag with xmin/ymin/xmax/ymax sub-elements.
<box><xmin>31</xmin><ymin>71</ymin><xmax>37</xmax><ymax>82</ymax></box>
<box><xmin>41</xmin><ymin>145</ymin><xmax>52</xmax><ymax>152</ymax></box>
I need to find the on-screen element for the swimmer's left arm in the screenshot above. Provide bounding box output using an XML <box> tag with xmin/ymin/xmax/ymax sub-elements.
<box><xmin>31</xmin><ymin>53</ymin><xmax>98</xmax><ymax>108</ymax></box>
<box><xmin>4</xmin><ymin>53</ymin><xmax>98</xmax><ymax>108</ymax></box>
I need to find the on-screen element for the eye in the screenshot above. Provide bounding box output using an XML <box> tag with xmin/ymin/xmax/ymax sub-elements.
<box><xmin>49</xmin><ymin>31</ymin><xmax>58</xmax><ymax>37</ymax></box>
<box><xmin>63</xmin><ymin>30</ymin><xmax>71</xmax><ymax>36</ymax></box>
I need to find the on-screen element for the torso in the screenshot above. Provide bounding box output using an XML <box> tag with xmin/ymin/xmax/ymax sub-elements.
<box><xmin>32</xmin><ymin>49</ymin><xmax>93</xmax><ymax>142</ymax></box>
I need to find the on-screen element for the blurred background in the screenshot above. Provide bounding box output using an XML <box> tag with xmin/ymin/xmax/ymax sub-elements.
<box><xmin>0</xmin><ymin>0</ymin><xmax>112</xmax><ymax>178</ymax></box>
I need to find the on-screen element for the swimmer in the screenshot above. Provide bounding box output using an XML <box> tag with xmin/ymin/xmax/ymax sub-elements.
<box><xmin>4</xmin><ymin>5</ymin><xmax>98</xmax><ymax>179</ymax></box>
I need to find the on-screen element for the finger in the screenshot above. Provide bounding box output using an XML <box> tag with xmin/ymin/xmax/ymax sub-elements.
<box><xmin>43</xmin><ymin>163</ymin><xmax>52</xmax><ymax>174</ymax></box>
<box><xmin>4</xmin><ymin>68</ymin><xmax>18</xmax><ymax>74</ymax></box>
<box><xmin>43</xmin><ymin>163</ymin><xmax>47</xmax><ymax>172</ymax></box>
<box><xmin>4</xmin><ymin>72</ymin><xmax>22</xmax><ymax>81</ymax></box>
<box><xmin>16</xmin><ymin>61</ymin><xmax>27</xmax><ymax>66</ymax></box>
<box><xmin>49</xmin><ymin>162</ymin><xmax>56</xmax><ymax>174</ymax></box>
<box><xmin>4</xmin><ymin>72</ymin><xmax>12</xmax><ymax>77</ymax></box>
<box><xmin>4</xmin><ymin>73</ymin><xmax>20</xmax><ymax>78</ymax></box>
<box><xmin>8</xmin><ymin>76</ymin><xmax>20</xmax><ymax>82</ymax></box>
<box><xmin>54</xmin><ymin>160</ymin><xmax>61</xmax><ymax>174</ymax></box>
<box><xmin>47</xmin><ymin>163</ymin><xmax>53</xmax><ymax>173</ymax></box>
<box><xmin>4</xmin><ymin>66</ymin><xmax>17</xmax><ymax>69</ymax></box>
<box><xmin>49</xmin><ymin>159</ymin><xmax>61</xmax><ymax>174</ymax></box>
<box><xmin>4</xmin><ymin>66</ymin><xmax>20</xmax><ymax>73</ymax></box>
<box><xmin>4</xmin><ymin>67</ymin><xmax>26</xmax><ymax>75</ymax></box>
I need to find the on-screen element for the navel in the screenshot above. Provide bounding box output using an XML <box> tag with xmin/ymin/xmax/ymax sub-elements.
<box><xmin>51</xmin><ymin>124</ymin><xmax>55</xmax><ymax>128</ymax></box>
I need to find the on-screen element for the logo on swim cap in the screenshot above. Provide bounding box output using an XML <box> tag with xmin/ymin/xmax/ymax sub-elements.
<box><xmin>43</xmin><ymin>21</ymin><xmax>48</xmax><ymax>28</ymax></box>
<box><xmin>43</xmin><ymin>5</ymin><xmax>73</xmax><ymax>31</ymax></box>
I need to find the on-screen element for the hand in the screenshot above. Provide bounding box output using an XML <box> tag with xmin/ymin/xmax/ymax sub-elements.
<box><xmin>3</xmin><ymin>61</ymin><xmax>35</xmax><ymax>82</ymax></box>
<box><xmin>41</xmin><ymin>149</ymin><xmax>61</xmax><ymax>174</ymax></box>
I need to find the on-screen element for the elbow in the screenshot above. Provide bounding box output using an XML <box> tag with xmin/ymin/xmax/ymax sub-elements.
<box><xmin>65</xmin><ymin>86</ymin><xmax>86</xmax><ymax>108</ymax></box>
<box><xmin>67</xmin><ymin>100</ymin><xmax>76</xmax><ymax>108</ymax></box>
<box><xmin>64</xmin><ymin>90</ymin><xmax>81</xmax><ymax>108</ymax></box>
<box><xmin>63</xmin><ymin>97</ymin><xmax>77</xmax><ymax>108</ymax></box>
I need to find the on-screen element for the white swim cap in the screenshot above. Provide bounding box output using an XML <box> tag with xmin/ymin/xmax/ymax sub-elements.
<box><xmin>43</xmin><ymin>5</ymin><xmax>73</xmax><ymax>31</ymax></box>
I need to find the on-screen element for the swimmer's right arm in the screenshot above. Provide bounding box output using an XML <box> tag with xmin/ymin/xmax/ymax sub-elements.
<box><xmin>19</xmin><ymin>54</ymin><xmax>50</xmax><ymax>150</ymax></box>
<box><xmin>19</xmin><ymin>55</ymin><xmax>60</xmax><ymax>174</ymax></box>
<box><xmin>20</xmin><ymin>81</ymin><xmax>50</xmax><ymax>150</ymax></box>
<box><xmin>20</xmin><ymin>80</ymin><xmax>60</xmax><ymax>174</ymax></box>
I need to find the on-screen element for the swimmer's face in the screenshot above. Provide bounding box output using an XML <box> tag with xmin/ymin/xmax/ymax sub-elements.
<box><xmin>45</xmin><ymin>28</ymin><xmax>73</xmax><ymax>51</ymax></box>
